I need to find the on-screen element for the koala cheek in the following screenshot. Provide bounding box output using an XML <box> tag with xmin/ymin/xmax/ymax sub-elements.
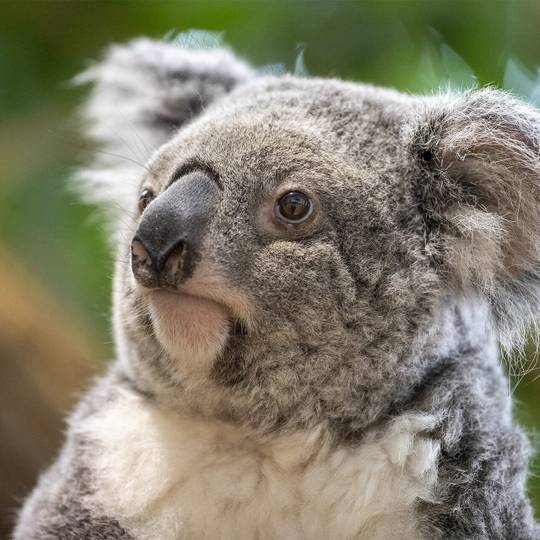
<box><xmin>148</xmin><ymin>291</ymin><xmax>231</xmax><ymax>374</ymax></box>
<box><xmin>252</xmin><ymin>242</ymin><xmax>353</xmax><ymax>310</ymax></box>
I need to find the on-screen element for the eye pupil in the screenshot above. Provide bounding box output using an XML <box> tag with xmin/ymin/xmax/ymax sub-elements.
<box><xmin>277</xmin><ymin>192</ymin><xmax>312</xmax><ymax>223</ymax></box>
<box><xmin>138</xmin><ymin>188</ymin><xmax>154</xmax><ymax>213</ymax></box>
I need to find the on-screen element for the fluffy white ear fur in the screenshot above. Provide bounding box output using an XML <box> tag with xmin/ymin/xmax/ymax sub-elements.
<box><xmin>413</xmin><ymin>88</ymin><xmax>540</xmax><ymax>348</ymax></box>
<box><xmin>75</xmin><ymin>36</ymin><xmax>254</xmax><ymax>220</ymax></box>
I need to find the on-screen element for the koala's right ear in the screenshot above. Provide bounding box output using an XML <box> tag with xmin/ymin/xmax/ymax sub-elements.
<box><xmin>411</xmin><ymin>88</ymin><xmax>540</xmax><ymax>346</ymax></box>
<box><xmin>75</xmin><ymin>37</ymin><xmax>254</xmax><ymax>219</ymax></box>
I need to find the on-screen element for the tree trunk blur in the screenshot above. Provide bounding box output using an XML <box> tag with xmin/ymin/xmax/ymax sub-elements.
<box><xmin>0</xmin><ymin>247</ymin><xmax>99</xmax><ymax>537</ymax></box>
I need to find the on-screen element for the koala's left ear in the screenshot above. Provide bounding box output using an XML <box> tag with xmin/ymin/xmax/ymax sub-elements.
<box><xmin>412</xmin><ymin>88</ymin><xmax>540</xmax><ymax>342</ymax></box>
<box><xmin>76</xmin><ymin>37</ymin><xmax>254</xmax><ymax>218</ymax></box>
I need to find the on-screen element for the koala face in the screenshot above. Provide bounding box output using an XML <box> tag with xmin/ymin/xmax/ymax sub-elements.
<box><xmin>82</xmin><ymin>39</ymin><xmax>540</xmax><ymax>437</ymax></box>
<box><xmin>111</xmin><ymin>76</ymin><xmax>440</xmax><ymax>434</ymax></box>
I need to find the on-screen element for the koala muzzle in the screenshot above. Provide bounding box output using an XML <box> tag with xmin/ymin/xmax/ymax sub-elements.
<box><xmin>131</xmin><ymin>171</ymin><xmax>220</xmax><ymax>289</ymax></box>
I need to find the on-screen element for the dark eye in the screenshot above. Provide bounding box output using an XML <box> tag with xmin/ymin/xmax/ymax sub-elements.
<box><xmin>275</xmin><ymin>191</ymin><xmax>312</xmax><ymax>223</ymax></box>
<box><xmin>138</xmin><ymin>188</ymin><xmax>155</xmax><ymax>214</ymax></box>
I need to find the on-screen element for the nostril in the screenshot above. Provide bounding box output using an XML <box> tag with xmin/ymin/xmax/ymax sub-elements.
<box><xmin>131</xmin><ymin>238</ymin><xmax>151</xmax><ymax>266</ymax></box>
<box><xmin>131</xmin><ymin>238</ymin><xmax>159</xmax><ymax>289</ymax></box>
<box><xmin>131</xmin><ymin>239</ymin><xmax>150</xmax><ymax>263</ymax></box>
<box><xmin>161</xmin><ymin>240</ymin><xmax>186</xmax><ymax>281</ymax></box>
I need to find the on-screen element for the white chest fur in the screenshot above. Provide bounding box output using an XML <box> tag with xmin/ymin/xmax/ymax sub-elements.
<box><xmin>81</xmin><ymin>389</ymin><xmax>440</xmax><ymax>540</ymax></box>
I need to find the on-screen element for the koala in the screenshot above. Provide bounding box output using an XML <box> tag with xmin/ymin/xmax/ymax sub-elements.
<box><xmin>13</xmin><ymin>36</ymin><xmax>540</xmax><ymax>540</ymax></box>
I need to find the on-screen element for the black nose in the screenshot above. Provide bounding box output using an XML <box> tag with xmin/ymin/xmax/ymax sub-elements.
<box><xmin>131</xmin><ymin>171</ymin><xmax>220</xmax><ymax>289</ymax></box>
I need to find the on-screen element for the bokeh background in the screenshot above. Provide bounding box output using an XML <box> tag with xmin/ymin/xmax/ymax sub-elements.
<box><xmin>2</xmin><ymin>0</ymin><xmax>540</xmax><ymax>535</ymax></box>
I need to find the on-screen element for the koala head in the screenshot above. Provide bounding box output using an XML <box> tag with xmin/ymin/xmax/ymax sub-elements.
<box><xmin>79</xmin><ymin>38</ymin><xmax>540</xmax><ymax>437</ymax></box>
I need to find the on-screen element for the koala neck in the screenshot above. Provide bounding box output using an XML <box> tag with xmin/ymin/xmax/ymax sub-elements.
<box><xmin>380</xmin><ymin>294</ymin><xmax>499</xmax><ymax>417</ymax></box>
<box><xmin>421</xmin><ymin>294</ymin><xmax>496</xmax><ymax>365</ymax></box>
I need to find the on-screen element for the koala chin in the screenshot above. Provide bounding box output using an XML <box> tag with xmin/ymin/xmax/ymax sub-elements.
<box><xmin>148</xmin><ymin>290</ymin><xmax>229</xmax><ymax>372</ymax></box>
<box><xmin>14</xmin><ymin>37</ymin><xmax>540</xmax><ymax>539</ymax></box>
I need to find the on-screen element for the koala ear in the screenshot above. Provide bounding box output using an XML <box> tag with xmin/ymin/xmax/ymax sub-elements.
<box><xmin>75</xmin><ymin>37</ymin><xmax>254</xmax><ymax>218</ymax></box>
<box><xmin>412</xmin><ymin>88</ymin><xmax>540</xmax><ymax>345</ymax></box>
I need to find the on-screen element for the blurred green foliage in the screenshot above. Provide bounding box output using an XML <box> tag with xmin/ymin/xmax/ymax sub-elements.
<box><xmin>2</xmin><ymin>0</ymin><xmax>540</xmax><ymax>514</ymax></box>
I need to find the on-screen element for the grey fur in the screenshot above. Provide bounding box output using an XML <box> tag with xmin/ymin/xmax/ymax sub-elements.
<box><xmin>14</xmin><ymin>37</ymin><xmax>540</xmax><ymax>539</ymax></box>
<box><xmin>13</xmin><ymin>374</ymin><xmax>134</xmax><ymax>540</ymax></box>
